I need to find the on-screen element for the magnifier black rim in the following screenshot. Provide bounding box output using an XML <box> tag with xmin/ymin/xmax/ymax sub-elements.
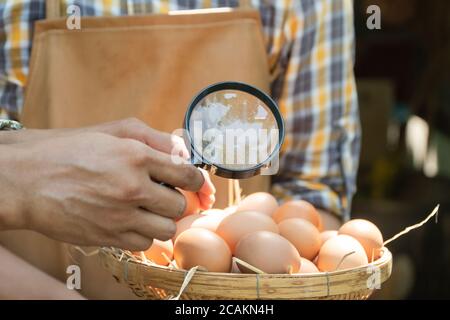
<box><xmin>184</xmin><ymin>81</ymin><xmax>285</xmax><ymax>178</ymax></box>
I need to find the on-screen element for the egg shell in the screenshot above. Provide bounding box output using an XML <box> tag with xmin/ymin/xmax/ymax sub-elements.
<box><xmin>178</xmin><ymin>189</ymin><xmax>200</xmax><ymax>219</ymax></box>
<box><xmin>278</xmin><ymin>218</ymin><xmax>321</xmax><ymax>260</ymax></box>
<box><xmin>236</xmin><ymin>192</ymin><xmax>278</xmax><ymax>217</ymax></box>
<box><xmin>173</xmin><ymin>213</ymin><xmax>202</xmax><ymax>241</ymax></box>
<box><xmin>174</xmin><ymin>228</ymin><xmax>232</xmax><ymax>272</ymax></box>
<box><xmin>317</xmin><ymin>217</ymin><xmax>324</xmax><ymax>232</ymax></box>
<box><xmin>235</xmin><ymin>231</ymin><xmax>301</xmax><ymax>274</ymax></box>
<box><xmin>191</xmin><ymin>209</ymin><xmax>231</xmax><ymax>232</ymax></box>
<box><xmin>203</xmin><ymin>209</ymin><xmax>225</xmax><ymax>215</ymax></box>
<box><xmin>320</xmin><ymin>230</ymin><xmax>338</xmax><ymax>245</ymax></box>
<box><xmin>216</xmin><ymin>211</ymin><xmax>279</xmax><ymax>253</ymax></box>
<box><xmin>224</xmin><ymin>205</ymin><xmax>238</xmax><ymax>215</ymax></box>
<box><xmin>317</xmin><ymin>234</ymin><xmax>368</xmax><ymax>271</ymax></box>
<box><xmin>272</xmin><ymin>200</ymin><xmax>322</xmax><ymax>228</ymax></box>
<box><xmin>297</xmin><ymin>258</ymin><xmax>320</xmax><ymax>274</ymax></box>
<box><xmin>338</xmin><ymin>219</ymin><xmax>384</xmax><ymax>261</ymax></box>
<box><xmin>140</xmin><ymin>239</ymin><xmax>173</xmax><ymax>266</ymax></box>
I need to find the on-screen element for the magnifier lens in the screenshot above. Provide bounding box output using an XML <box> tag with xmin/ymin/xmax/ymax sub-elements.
<box><xmin>185</xmin><ymin>82</ymin><xmax>284</xmax><ymax>178</ymax></box>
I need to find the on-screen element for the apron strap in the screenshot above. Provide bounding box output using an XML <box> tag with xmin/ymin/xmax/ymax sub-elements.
<box><xmin>46</xmin><ymin>0</ymin><xmax>62</xmax><ymax>20</ymax></box>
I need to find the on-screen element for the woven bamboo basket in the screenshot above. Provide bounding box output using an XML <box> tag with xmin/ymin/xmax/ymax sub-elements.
<box><xmin>99</xmin><ymin>246</ymin><xmax>392</xmax><ymax>300</ymax></box>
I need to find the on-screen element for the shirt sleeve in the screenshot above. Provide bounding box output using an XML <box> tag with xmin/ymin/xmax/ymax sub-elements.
<box><xmin>0</xmin><ymin>0</ymin><xmax>45</xmax><ymax>119</ymax></box>
<box><xmin>270</xmin><ymin>0</ymin><xmax>361</xmax><ymax>220</ymax></box>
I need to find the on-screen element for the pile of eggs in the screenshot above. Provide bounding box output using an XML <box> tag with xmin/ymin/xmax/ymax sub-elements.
<box><xmin>135</xmin><ymin>192</ymin><xmax>384</xmax><ymax>274</ymax></box>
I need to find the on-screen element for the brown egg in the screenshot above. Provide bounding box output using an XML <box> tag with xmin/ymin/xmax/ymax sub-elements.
<box><xmin>224</xmin><ymin>205</ymin><xmax>237</xmax><ymax>215</ymax></box>
<box><xmin>203</xmin><ymin>209</ymin><xmax>225</xmax><ymax>215</ymax></box>
<box><xmin>297</xmin><ymin>258</ymin><xmax>320</xmax><ymax>274</ymax></box>
<box><xmin>317</xmin><ymin>217</ymin><xmax>324</xmax><ymax>232</ymax></box>
<box><xmin>339</xmin><ymin>219</ymin><xmax>384</xmax><ymax>261</ymax></box>
<box><xmin>320</xmin><ymin>230</ymin><xmax>338</xmax><ymax>245</ymax></box>
<box><xmin>278</xmin><ymin>218</ymin><xmax>321</xmax><ymax>260</ymax></box>
<box><xmin>316</xmin><ymin>235</ymin><xmax>368</xmax><ymax>271</ymax></box>
<box><xmin>173</xmin><ymin>213</ymin><xmax>202</xmax><ymax>241</ymax></box>
<box><xmin>191</xmin><ymin>209</ymin><xmax>231</xmax><ymax>232</ymax></box>
<box><xmin>178</xmin><ymin>189</ymin><xmax>200</xmax><ymax>219</ymax></box>
<box><xmin>141</xmin><ymin>239</ymin><xmax>173</xmax><ymax>266</ymax></box>
<box><xmin>272</xmin><ymin>200</ymin><xmax>322</xmax><ymax>228</ymax></box>
<box><xmin>216</xmin><ymin>211</ymin><xmax>279</xmax><ymax>252</ymax></box>
<box><xmin>236</xmin><ymin>192</ymin><xmax>278</xmax><ymax>217</ymax></box>
<box><xmin>174</xmin><ymin>228</ymin><xmax>231</xmax><ymax>272</ymax></box>
<box><xmin>235</xmin><ymin>231</ymin><xmax>301</xmax><ymax>274</ymax></box>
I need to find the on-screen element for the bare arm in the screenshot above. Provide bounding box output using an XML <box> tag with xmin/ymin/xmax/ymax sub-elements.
<box><xmin>0</xmin><ymin>118</ymin><xmax>212</xmax><ymax>249</ymax></box>
<box><xmin>0</xmin><ymin>245</ymin><xmax>85</xmax><ymax>299</ymax></box>
<box><xmin>0</xmin><ymin>118</ymin><xmax>215</xmax><ymax>212</ymax></box>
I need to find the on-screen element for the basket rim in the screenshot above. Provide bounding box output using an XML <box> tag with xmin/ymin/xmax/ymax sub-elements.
<box><xmin>99</xmin><ymin>246</ymin><xmax>393</xmax><ymax>299</ymax></box>
<box><xmin>99</xmin><ymin>246</ymin><xmax>392</xmax><ymax>279</ymax></box>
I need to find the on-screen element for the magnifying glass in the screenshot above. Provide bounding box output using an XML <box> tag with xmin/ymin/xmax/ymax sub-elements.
<box><xmin>184</xmin><ymin>82</ymin><xmax>285</xmax><ymax>179</ymax></box>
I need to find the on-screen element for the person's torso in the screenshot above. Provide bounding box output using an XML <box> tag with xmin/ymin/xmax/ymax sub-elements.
<box><xmin>1</xmin><ymin>0</ymin><xmax>287</xmax><ymax>299</ymax></box>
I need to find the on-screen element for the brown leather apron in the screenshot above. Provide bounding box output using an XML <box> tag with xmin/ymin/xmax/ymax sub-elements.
<box><xmin>0</xmin><ymin>0</ymin><xmax>271</xmax><ymax>299</ymax></box>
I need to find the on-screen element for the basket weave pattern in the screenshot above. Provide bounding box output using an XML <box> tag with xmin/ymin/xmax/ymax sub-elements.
<box><xmin>99</xmin><ymin>247</ymin><xmax>392</xmax><ymax>300</ymax></box>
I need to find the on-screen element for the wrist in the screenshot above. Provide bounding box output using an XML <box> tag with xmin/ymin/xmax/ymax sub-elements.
<box><xmin>0</xmin><ymin>144</ymin><xmax>30</xmax><ymax>230</ymax></box>
<box><xmin>0</xmin><ymin>130</ymin><xmax>26</xmax><ymax>144</ymax></box>
<box><xmin>0</xmin><ymin>129</ymin><xmax>60</xmax><ymax>144</ymax></box>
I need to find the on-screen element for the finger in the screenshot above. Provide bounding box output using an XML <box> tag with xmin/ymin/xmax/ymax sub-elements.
<box><xmin>134</xmin><ymin>122</ymin><xmax>190</xmax><ymax>159</ymax></box>
<box><xmin>146</xmin><ymin>149</ymin><xmax>204</xmax><ymax>192</ymax></box>
<box><xmin>116</xmin><ymin>232</ymin><xmax>153</xmax><ymax>252</ymax></box>
<box><xmin>106</xmin><ymin>118</ymin><xmax>190</xmax><ymax>159</ymax></box>
<box><xmin>131</xmin><ymin>209</ymin><xmax>177</xmax><ymax>241</ymax></box>
<box><xmin>152</xmin><ymin>131</ymin><xmax>190</xmax><ymax>160</ymax></box>
<box><xmin>140</xmin><ymin>181</ymin><xmax>186</xmax><ymax>219</ymax></box>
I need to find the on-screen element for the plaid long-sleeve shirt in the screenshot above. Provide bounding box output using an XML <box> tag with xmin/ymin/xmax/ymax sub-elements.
<box><xmin>0</xmin><ymin>0</ymin><xmax>360</xmax><ymax>219</ymax></box>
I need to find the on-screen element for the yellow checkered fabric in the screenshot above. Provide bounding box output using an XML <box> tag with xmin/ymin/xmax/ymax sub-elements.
<box><xmin>0</xmin><ymin>0</ymin><xmax>360</xmax><ymax>219</ymax></box>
